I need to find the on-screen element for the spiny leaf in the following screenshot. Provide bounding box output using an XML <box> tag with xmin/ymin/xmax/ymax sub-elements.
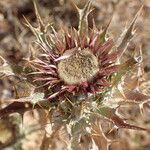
<box><xmin>116</xmin><ymin>6</ymin><xmax>143</xmax><ymax>60</ymax></box>
<box><xmin>77</xmin><ymin>0</ymin><xmax>93</xmax><ymax>37</ymax></box>
<box><xmin>123</xmin><ymin>89</ymin><xmax>150</xmax><ymax>102</ymax></box>
<box><xmin>67</xmin><ymin>118</ymin><xmax>88</xmax><ymax>150</ymax></box>
<box><xmin>116</xmin><ymin>81</ymin><xmax>150</xmax><ymax>114</ymax></box>
<box><xmin>33</xmin><ymin>0</ymin><xmax>51</xmax><ymax>33</ymax></box>
<box><xmin>23</xmin><ymin>2</ymin><xmax>52</xmax><ymax>49</ymax></box>
<box><xmin>0</xmin><ymin>93</ymin><xmax>55</xmax><ymax>118</ymax></box>
<box><xmin>0</xmin><ymin>101</ymin><xmax>34</xmax><ymax>118</ymax></box>
<box><xmin>0</xmin><ymin>56</ymin><xmax>14</xmax><ymax>77</ymax></box>
<box><xmin>33</xmin><ymin>0</ymin><xmax>45</xmax><ymax>32</ymax></box>
<box><xmin>99</xmin><ymin>17</ymin><xmax>112</xmax><ymax>43</ymax></box>
<box><xmin>97</xmin><ymin>106</ymin><xmax>147</xmax><ymax>131</ymax></box>
<box><xmin>24</xmin><ymin>16</ymin><xmax>49</xmax><ymax>48</ymax></box>
<box><xmin>134</xmin><ymin>46</ymin><xmax>145</xmax><ymax>84</ymax></box>
<box><xmin>23</xmin><ymin>16</ymin><xmax>41</xmax><ymax>42</ymax></box>
<box><xmin>91</xmin><ymin>121</ymin><xmax>116</xmax><ymax>150</ymax></box>
<box><xmin>112</xmin><ymin>57</ymin><xmax>137</xmax><ymax>86</ymax></box>
<box><xmin>24</xmin><ymin>16</ymin><xmax>54</xmax><ymax>60</ymax></box>
<box><xmin>12</xmin><ymin>80</ymin><xmax>34</xmax><ymax>98</ymax></box>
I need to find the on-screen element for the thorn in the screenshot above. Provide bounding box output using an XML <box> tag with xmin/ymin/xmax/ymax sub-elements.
<box><xmin>117</xmin><ymin>83</ymin><xmax>126</xmax><ymax>98</ymax></box>
<box><xmin>116</xmin><ymin>5</ymin><xmax>143</xmax><ymax>60</ymax></box>
<box><xmin>0</xmin><ymin>56</ymin><xmax>6</xmax><ymax>64</ymax></box>
<box><xmin>68</xmin><ymin>0</ymin><xmax>79</xmax><ymax>12</ymax></box>
<box><xmin>23</xmin><ymin>15</ymin><xmax>30</xmax><ymax>27</ymax></box>
<box><xmin>78</xmin><ymin>0</ymin><xmax>93</xmax><ymax>37</ymax></box>
<box><xmin>127</xmin><ymin>5</ymin><xmax>143</xmax><ymax>34</ymax></box>
<box><xmin>33</xmin><ymin>0</ymin><xmax>45</xmax><ymax>31</ymax></box>
<box><xmin>92</xmin><ymin>19</ymin><xmax>97</xmax><ymax>31</ymax></box>
<box><xmin>100</xmin><ymin>16</ymin><xmax>113</xmax><ymax>43</ymax></box>
<box><xmin>139</xmin><ymin>103</ymin><xmax>144</xmax><ymax>115</ymax></box>
<box><xmin>107</xmin><ymin>127</ymin><xmax>115</xmax><ymax>135</ymax></box>
<box><xmin>12</xmin><ymin>84</ymin><xmax>19</xmax><ymax>99</ymax></box>
<box><xmin>23</xmin><ymin>15</ymin><xmax>37</xmax><ymax>34</ymax></box>
<box><xmin>65</xmin><ymin>96</ymin><xmax>74</xmax><ymax>106</ymax></box>
<box><xmin>20</xmin><ymin>113</ymin><xmax>24</xmax><ymax>132</ymax></box>
<box><xmin>45</xmin><ymin>108</ymin><xmax>51</xmax><ymax>119</ymax></box>
<box><xmin>99</xmin><ymin>124</ymin><xmax>113</xmax><ymax>143</ymax></box>
<box><xmin>29</xmin><ymin>44</ymin><xmax>35</xmax><ymax>60</ymax></box>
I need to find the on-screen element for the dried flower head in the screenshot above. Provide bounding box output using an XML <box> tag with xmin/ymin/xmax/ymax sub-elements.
<box><xmin>27</xmin><ymin>4</ymin><xmax>119</xmax><ymax>100</ymax></box>
<box><xmin>58</xmin><ymin>48</ymin><xmax>99</xmax><ymax>85</ymax></box>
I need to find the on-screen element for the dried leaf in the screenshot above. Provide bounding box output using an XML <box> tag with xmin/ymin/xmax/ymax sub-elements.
<box><xmin>98</xmin><ymin>106</ymin><xmax>147</xmax><ymax>131</ymax></box>
<box><xmin>77</xmin><ymin>0</ymin><xmax>93</xmax><ymax>37</ymax></box>
<box><xmin>0</xmin><ymin>118</ymin><xmax>17</xmax><ymax>149</ymax></box>
<box><xmin>112</xmin><ymin>57</ymin><xmax>137</xmax><ymax>86</ymax></box>
<box><xmin>0</xmin><ymin>102</ymin><xmax>33</xmax><ymax>118</ymax></box>
<box><xmin>66</xmin><ymin>118</ymin><xmax>89</xmax><ymax>150</ymax></box>
<box><xmin>99</xmin><ymin>18</ymin><xmax>112</xmax><ymax>43</ymax></box>
<box><xmin>118</xmin><ymin>85</ymin><xmax>150</xmax><ymax>114</ymax></box>
<box><xmin>0</xmin><ymin>56</ymin><xmax>14</xmax><ymax>77</ymax></box>
<box><xmin>33</xmin><ymin>0</ymin><xmax>45</xmax><ymax>32</ymax></box>
<box><xmin>0</xmin><ymin>93</ymin><xmax>55</xmax><ymax>118</ymax></box>
<box><xmin>91</xmin><ymin>121</ymin><xmax>113</xmax><ymax>150</ymax></box>
<box><xmin>116</xmin><ymin>6</ymin><xmax>143</xmax><ymax>60</ymax></box>
<box><xmin>124</xmin><ymin>89</ymin><xmax>150</xmax><ymax>102</ymax></box>
<box><xmin>23</xmin><ymin>3</ymin><xmax>52</xmax><ymax>50</ymax></box>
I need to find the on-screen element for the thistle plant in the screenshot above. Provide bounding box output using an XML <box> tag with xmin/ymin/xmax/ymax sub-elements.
<box><xmin>0</xmin><ymin>0</ymin><xmax>150</xmax><ymax>150</ymax></box>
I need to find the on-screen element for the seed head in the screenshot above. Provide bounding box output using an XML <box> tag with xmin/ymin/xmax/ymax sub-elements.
<box><xmin>58</xmin><ymin>48</ymin><xmax>99</xmax><ymax>85</ymax></box>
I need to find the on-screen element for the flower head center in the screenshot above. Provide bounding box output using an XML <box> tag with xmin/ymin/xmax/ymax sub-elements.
<box><xmin>58</xmin><ymin>48</ymin><xmax>99</xmax><ymax>85</ymax></box>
